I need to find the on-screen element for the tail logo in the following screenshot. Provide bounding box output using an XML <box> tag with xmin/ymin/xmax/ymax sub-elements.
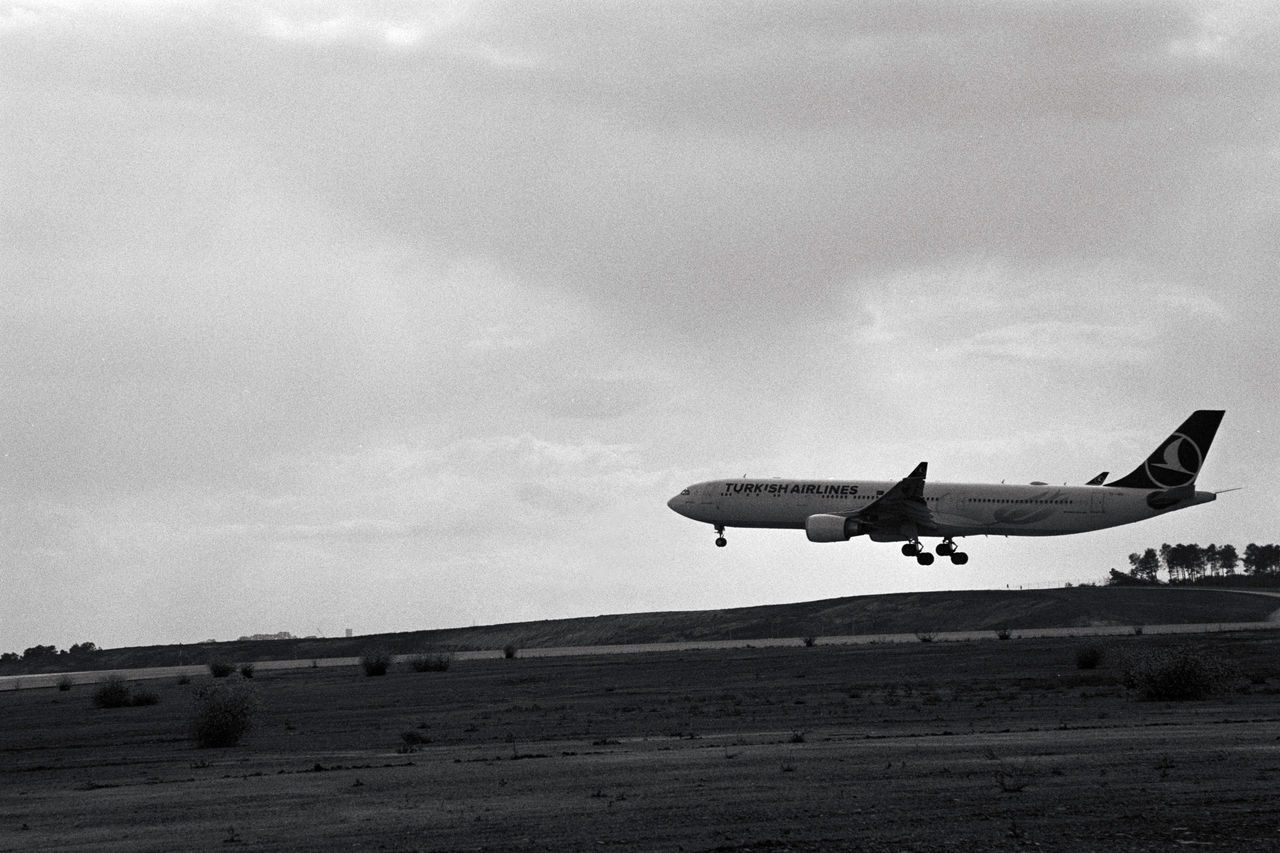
<box><xmin>1146</xmin><ymin>433</ymin><xmax>1202</xmax><ymax>488</ymax></box>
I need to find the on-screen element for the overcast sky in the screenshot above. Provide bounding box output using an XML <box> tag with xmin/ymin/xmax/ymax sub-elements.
<box><xmin>3</xmin><ymin>0</ymin><xmax>1278</xmax><ymax>652</ymax></box>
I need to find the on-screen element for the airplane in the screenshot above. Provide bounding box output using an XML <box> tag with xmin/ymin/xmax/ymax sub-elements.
<box><xmin>667</xmin><ymin>410</ymin><xmax>1226</xmax><ymax>566</ymax></box>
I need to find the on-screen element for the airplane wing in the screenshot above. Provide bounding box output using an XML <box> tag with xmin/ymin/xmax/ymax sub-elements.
<box><xmin>847</xmin><ymin>462</ymin><xmax>934</xmax><ymax>534</ymax></box>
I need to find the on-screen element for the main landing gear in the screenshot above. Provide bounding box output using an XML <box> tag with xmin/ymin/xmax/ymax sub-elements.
<box><xmin>901</xmin><ymin>539</ymin><xmax>969</xmax><ymax>565</ymax></box>
<box><xmin>935</xmin><ymin>538</ymin><xmax>969</xmax><ymax>565</ymax></box>
<box><xmin>714</xmin><ymin>525</ymin><xmax>727</xmax><ymax>548</ymax></box>
<box><xmin>901</xmin><ymin>540</ymin><xmax>934</xmax><ymax>565</ymax></box>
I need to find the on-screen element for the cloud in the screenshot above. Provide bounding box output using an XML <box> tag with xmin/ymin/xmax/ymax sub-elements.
<box><xmin>2</xmin><ymin>1</ymin><xmax>1278</xmax><ymax>650</ymax></box>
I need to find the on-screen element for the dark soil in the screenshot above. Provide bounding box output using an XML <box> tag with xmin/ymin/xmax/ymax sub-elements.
<box><xmin>4</xmin><ymin>631</ymin><xmax>1280</xmax><ymax>851</ymax></box>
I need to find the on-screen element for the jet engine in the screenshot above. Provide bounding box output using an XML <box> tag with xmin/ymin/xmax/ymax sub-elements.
<box><xmin>805</xmin><ymin>513</ymin><xmax>859</xmax><ymax>542</ymax></box>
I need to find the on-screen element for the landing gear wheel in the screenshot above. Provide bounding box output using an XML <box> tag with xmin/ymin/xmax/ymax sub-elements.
<box><xmin>916</xmin><ymin>552</ymin><xmax>935</xmax><ymax>566</ymax></box>
<box><xmin>901</xmin><ymin>541</ymin><xmax>923</xmax><ymax>557</ymax></box>
<box><xmin>950</xmin><ymin>552</ymin><xmax>968</xmax><ymax>565</ymax></box>
<box><xmin>936</xmin><ymin>539</ymin><xmax>957</xmax><ymax>556</ymax></box>
<box><xmin>714</xmin><ymin>526</ymin><xmax>727</xmax><ymax>548</ymax></box>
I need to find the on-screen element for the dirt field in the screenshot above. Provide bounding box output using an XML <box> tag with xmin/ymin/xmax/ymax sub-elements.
<box><xmin>4</xmin><ymin>632</ymin><xmax>1280</xmax><ymax>851</ymax></box>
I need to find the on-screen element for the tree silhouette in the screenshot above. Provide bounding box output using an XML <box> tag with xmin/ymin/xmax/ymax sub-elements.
<box><xmin>1243</xmin><ymin>543</ymin><xmax>1280</xmax><ymax>576</ymax></box>
<box><xmin>1112</xmin><ymin>543</ymin><xmax>1278</xmax><ymax>585</ymax></box>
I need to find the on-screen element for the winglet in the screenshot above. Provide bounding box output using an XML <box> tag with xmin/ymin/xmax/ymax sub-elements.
<box><xmin>1105</xmin><ymin>410</ymin><xmax>1224</xmax><ymax>489</ymax></box>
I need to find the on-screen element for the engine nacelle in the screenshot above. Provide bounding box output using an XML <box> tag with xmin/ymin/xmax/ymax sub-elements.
<box><xmin>805</xmin><ymin>513</ymin><xmax>858</xmax><ymax>542</ymax></box>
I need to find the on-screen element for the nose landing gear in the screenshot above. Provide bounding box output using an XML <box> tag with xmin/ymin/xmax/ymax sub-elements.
<box><xmin>714</xmin><ymin>525</ymin><xmax>727</xmax><ymax>548</ymax></box>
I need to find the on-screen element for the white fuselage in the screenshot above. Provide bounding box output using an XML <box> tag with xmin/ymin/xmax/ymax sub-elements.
<box><xmin>669</xmin><ymin>478</ymin><xmax>1216</xmax><ymax>541</ymax></box>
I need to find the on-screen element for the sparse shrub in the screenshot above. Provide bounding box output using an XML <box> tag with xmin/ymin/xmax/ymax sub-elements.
<box><xmin>238</xmin><ymin>663</ymin><xmax>255</xmax><ymax>679</ymax></box>
<box><xmin>192</xmin><ymin>681</ymin><xmax>259</xmax><ymax>747</ymax></box>
<box><xmin>92</xmin><ymin>675</ymin><xmax>158</xmax><ymax>708</ymax></box>
<box><xmin>360</xmin><ymin>647</ymin><xmax>393</xmax><ymax>676</ymax></box>
<box><xmin>996</xmin><ymin>761</ymin><xmax>1032</xmax><ymax>792</ymax></box>
<box><xmin>1132</xmin><ymin>625</ymin><xmax>1144</xmax><ymax>636</ymax></box>
<box><xmin>802</xmin><ymin>636</ymin><xmax>817</xmax><ymax>647</ymax></box>
<box><xmin>916</xmin><ymin>631</ymin><xmax>937</xmax><ymax>643</ymax></box>
<box><xmin>400</xmin><ymin>728</ymin><xmax>433</xmax><ymax>747</ymax></box>
<box><xmin>789</xmin><ymin>730</ymin><xmax>806</xmax><ymax>743</ymax></box>
<box><xmin>1123</xmin><ymin>646</ymin><xmax>1241</xmax><ymax>701</ymax></box>
<box><xmin>1075</xmin><ymin>644</ymin><xmax>1104</xmax><ymax>670</ymax></box>
<box><xmin>92</xmin><ymin>675</ymin><xmax>135</xmax><ymax>708</ymax></box>
<box><xmin>503</xmin><ymin>644</ymin><xmax>518</xmax><ymax>660</ymax></box>
<box><xmin>56</xmin><ymin>675</ymin><xmax>73</xmax><ymax>692</ymax></box>
<box><xmin>996</xmin><ymin>628</ymin><xmax>1013</xmax><ymax>641</ymax></box>
<box><xmin>409</xmin><ymin>652</ymin><xmax>452</xmax><ymax>672</ymax></box>
<box><xmin>208</xmin><ymin>660</ymin><xmax>234</xmax><ymax>678</ymax></box>
<box><xmin>177</xmin><ymin>673</ymin><xmax>191</xmax><ymax>685</ymax></box>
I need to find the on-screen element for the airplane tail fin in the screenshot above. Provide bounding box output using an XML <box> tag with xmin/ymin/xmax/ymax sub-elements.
<box><xmin>1104</xmin><ymin>410</ymin><xmax>1224</xmax><ymax>489</ymax></box>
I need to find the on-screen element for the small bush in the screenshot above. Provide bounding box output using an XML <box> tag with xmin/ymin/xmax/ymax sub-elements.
<box><xmin>409</xmin><ymin>653</ymin><xmax>452</xmax><ymax>673</ymax></box>
<box><xmin>92</xmin><ymin>676</ymin><xmax>135</xmax><ymax>708</ymax></box>
<box><xmin>802</xmin><ymin>636</ymin><xmax>817</xmax><ymax>648</ymax></box>
<box><xmin>56</xmin><ymin>675</ymin><xmax>74</xmax><ymax>692</ymax></box>
<box><xmin>916</xmin><ymin>631</ymin><xmax>937</xmax><ymax>643</ymax></box>
<box><xmin>1124</xmin><ymin>646</ymin><xmax>1241</xmax><ymax>701</ymax></box>
<box><xmin>400</xmin><ymin>728</ymin><xmax>433</xmax><ymax>747</ymax></box>
<box><xmin>208</xmin><ymin>661</ymin><xmax>235</xmax><ymax>678</ymax></box>
<box><xmin>360</xmin><ymin>647</ymin><xmax>393</xmax><ymax>676</ymax></box>
<box><xmin>192</xmin><ymin>681</ymin><xmax>259</xmax><ymax>747</ymax></box>
<box><xmin>995</xmin><ymin>628</ymin><xmax>1013</xmax><ymax>641</ymax></box>
<box><xmin>92</xmin><ymin>676</ymin><xmax>158</xmax><ymax>708</ymax></box>
<box><xmin>503</xmin><ymin>644</ymin><xmax>518</xmax><ymax>660</ymax></box>
<box><xmin>1075</xmin><ymin>645</ymin><xmax>1104</xmax><ymax>670</ymax></box>
<box><xmin>238</xmin><ymin>663</ymin><xmax>255</xmax><ymax>679</ymax></box>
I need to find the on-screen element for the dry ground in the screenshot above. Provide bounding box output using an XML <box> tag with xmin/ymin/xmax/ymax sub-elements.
<box><xmin>4</xmin><ymin>633</ymin><xmax>1280</xmax><ymax>851</ymax></box>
